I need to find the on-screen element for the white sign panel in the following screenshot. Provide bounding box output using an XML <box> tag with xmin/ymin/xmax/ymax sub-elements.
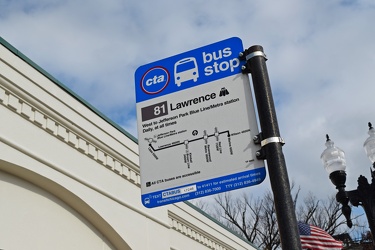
<box><xmin>135</xmin><ymin>37</ymin><xmax>265</xmax><ymax>208</ymax></box>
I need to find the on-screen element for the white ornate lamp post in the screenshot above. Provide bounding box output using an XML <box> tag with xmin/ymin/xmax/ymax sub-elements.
<box><xmin>321</xmin><ymin>123</ymin><xmax>375</xmax><ymax>248</ymax></box>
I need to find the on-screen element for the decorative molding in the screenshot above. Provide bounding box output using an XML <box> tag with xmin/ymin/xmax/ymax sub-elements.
<box><xmin>0</xmin><ymin>84</ymin><xmax>141</xmax><ymax>187</ymax></box>
<box><xmin>168</xmin><ymin>212</ymin><xmax>237</xmax><ymax>250</ymax></box>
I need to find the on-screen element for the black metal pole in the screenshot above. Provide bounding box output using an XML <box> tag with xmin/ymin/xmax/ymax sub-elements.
<box><xmin>242</xmin><ymin>45</ymin><xmax>302</xmax><ymax>249</ymax></box>
<box><xmin>346</xmin><ymin>174</ymin><xmax>375</xmax><ymax>248</ymax></box>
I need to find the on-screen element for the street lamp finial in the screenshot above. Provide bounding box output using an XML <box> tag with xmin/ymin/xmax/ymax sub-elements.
<box><xmin>326</xmin><ymin>134</ymin><xmax>330</xmax><ymax>142</ymax></box>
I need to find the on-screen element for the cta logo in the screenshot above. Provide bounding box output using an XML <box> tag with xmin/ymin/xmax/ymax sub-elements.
<box><xmin>141</xmin><ymin>66</ymin><xmax>170</xmax><ymax>94</ymax></box>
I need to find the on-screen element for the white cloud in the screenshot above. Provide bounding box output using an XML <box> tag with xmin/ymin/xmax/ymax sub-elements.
<box><xmin>1</xmin><ymin>0</ymin><xmax>375</xmax><ymax>207</ymax></box>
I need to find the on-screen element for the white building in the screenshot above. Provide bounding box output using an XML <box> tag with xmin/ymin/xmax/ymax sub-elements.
<box><xmin>0</xmin><ymin>37</ymin><xmax>258</xmax><ymax>250</ymax></box>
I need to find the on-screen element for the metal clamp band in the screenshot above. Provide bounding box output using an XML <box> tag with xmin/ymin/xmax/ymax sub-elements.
<box><xmin>245</xmin><ymin>51</ymin><xmax>267</xmax><ymax>61</ymax></box>
<box><xmin>261</xmin><ymin>137</ymin><xmax>285</xmax><ymax>147</ymax></box>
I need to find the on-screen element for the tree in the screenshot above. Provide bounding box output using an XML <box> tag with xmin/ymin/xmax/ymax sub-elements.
<box><xmin>296</xmin><ymin>192</ymin><xmax>345</xmax><ymax>235</ymax></box>
<box><xmin>213</xmin><ymin>190</ymin><xmax>280</xmax><ymax>249</ymax></box>
<box><xmin>202</xmin><ymin>188</ymin><xmax>365</xmax><ymax>250</ymax></box>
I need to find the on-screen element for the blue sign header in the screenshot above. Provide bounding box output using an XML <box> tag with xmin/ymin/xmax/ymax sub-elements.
<box><xmin>135</xmin><ymin>37</ymin><xmax>245</xmax><ymax>103</ymax></box>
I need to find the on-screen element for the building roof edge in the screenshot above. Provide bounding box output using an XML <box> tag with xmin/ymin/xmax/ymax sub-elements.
<box><xmin>0</xmin><ymin>36</ymin><xmax>138</xmax><ymax>143</ymax></box>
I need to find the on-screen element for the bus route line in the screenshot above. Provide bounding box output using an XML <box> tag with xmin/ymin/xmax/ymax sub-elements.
<box><xmin>149</xmin><ymin>130</ymin><xmax>230</xmax><ymax>152</ymax></box>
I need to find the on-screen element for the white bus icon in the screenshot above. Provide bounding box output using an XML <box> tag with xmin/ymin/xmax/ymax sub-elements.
<box><xmin>174</xmin><ymin>57</ymin><xmax>199</xmax><ymax>87</ymax></box>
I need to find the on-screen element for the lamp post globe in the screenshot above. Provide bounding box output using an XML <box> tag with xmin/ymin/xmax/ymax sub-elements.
<box><xmin>321</xmin><ymin>135</ymin><xmax>348</xmax><ymax>189</ymax></box>
<box><xmin>321</xmin><ymin>135</ymin><xmax>346</xmax><ymax>173</ymax></box>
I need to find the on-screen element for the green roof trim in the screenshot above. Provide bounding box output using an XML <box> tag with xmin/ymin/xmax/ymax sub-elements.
<box><xmin>0</xmin><ymin>36</ymin><xmax>137</xmax><ymax>143</ymax></box>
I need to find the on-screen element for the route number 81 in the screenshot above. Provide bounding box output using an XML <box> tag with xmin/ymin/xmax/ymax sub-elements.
<box><xmin>154</xmin><ymin>103</ymin><xmax>166</xmax><ymax>116</ymax></box>
<box><xmin>140</xmin><ymin>101</ymin><xmax>168</xmax><ymax>122</ymax></box>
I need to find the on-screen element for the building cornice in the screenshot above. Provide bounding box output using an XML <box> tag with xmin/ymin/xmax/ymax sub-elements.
<box><xmin>168</xmin><ymin>211</ymin><xmax>237</xmax><ymax>250</ymax></box>
<box><xmin>0</xmin><ymin>79</ymin><xmax>141</xmax><ymax>186</ymax></box>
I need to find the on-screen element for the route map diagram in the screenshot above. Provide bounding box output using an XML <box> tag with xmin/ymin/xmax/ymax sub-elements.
<box><xmin>147</xmin><ymin>128</ymin><xmax>233</xmax><ymax>168</ymax></box>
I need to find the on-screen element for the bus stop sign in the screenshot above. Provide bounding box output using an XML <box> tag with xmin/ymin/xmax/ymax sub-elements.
<box><xmin>135</xmin><ymin>37</ymin><xmax>265</xmax><ymax>208</ymax></box>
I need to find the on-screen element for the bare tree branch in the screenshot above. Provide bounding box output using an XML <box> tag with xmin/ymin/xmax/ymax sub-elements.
<box><xmin>198</xmin><ymin>187</ymin><xmax>369</xmax><ymax>249</ymax></box>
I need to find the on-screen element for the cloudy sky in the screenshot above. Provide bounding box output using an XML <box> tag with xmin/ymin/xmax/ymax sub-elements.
<box><xmin>1</xmin><ymin>0</ymin><xmax>375</xmax><ymax>209</ymax></box>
